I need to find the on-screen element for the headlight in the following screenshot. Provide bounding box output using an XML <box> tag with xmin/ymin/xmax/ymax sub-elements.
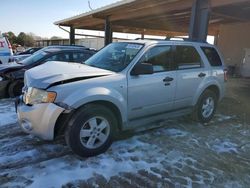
<box><xmin>24</xmin><ymin>87</ymin><xmax>57</xmax><ymax>105</ymax></box>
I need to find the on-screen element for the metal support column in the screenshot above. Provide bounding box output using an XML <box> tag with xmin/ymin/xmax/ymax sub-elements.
<box><xmin>69</xmin><ymin>26</ymin><xmax>75</xmax><ymax>45</ymax></box>
<box><xmin>105</xmin><ymin>17</ymin><xmax>112</xmax><ymax>46</ymax></box>
<box><xmin>141</xmin><ymin>32</ymin><xmax>145</xmax><ymax>39</ymax></box>
<box><xmin>189</xmin><ymin>0</ymin><xmax>211</xmax><ymax>42</ymax></box>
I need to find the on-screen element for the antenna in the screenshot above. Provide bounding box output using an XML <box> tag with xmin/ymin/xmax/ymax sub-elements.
<box><xmin>88</xmin><ymin>0</ymin><xmax>93</xmax><ymax>10</ymax></box>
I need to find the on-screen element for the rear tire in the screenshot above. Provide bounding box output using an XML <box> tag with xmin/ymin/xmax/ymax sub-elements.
<box><xmin>194</xmin><ymin>90</ymin><xmax>218</xmax><ymax>123</ymax></box>
<box><xmin>65</xmin><ymin>104</ymin><xmax>117</xmax><ymax>158</ymax></box>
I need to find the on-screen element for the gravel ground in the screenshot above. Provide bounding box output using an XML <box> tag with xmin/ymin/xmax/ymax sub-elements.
<box><xmin>0</xmin><ymin>78</ymin><xmax>249</xmax><ymax>188</ymax></box>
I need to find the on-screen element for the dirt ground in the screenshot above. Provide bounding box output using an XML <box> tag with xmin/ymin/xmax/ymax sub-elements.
<box><xmin>218</xmin><ymin>78</ymin><xmax>250</xmax><ymax>124</ymax></box>
<box><xmin>0</xmin><ymin>78</ymin><xmax>249</xmax><ymax>188</ymax></box>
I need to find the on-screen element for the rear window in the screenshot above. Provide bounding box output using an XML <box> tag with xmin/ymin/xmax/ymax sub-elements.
<box><xmin>201</xmin><ymin>47</ymin><xmax>222</xmax><ymax>67</ymax></box>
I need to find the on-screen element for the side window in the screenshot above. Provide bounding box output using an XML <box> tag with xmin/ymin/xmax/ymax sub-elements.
<box><xmin>174</xmin><ymin>46</ymin><xmax>202</xmax><ymax>70</ymax></box>
<box><xmin>139</xmin><ymin>46</ymin><xmax>172</xmax><ymax>73</ymax></box>
<box><xmin>72</xmin><ymin>52</ymin><xmax>92</xmax><ymax>63</ymax></box>
<box><xmin>45</xmin><ymin>53</ymin><xmax>71</xmax><ymax>62</ymax></box>
<box><xmin>201</xmin><ymin>47</ymin><xmax>222</xmax><ymax>67</ymax></box>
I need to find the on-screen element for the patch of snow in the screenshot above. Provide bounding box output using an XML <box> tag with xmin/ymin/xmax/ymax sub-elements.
<box><xmin>0</xmin><ymin>99</ymin><xmax>17</xmax><ymax>126</ymax></box>
<box><xmin>215</xmin><ymin>114</ymin><xmax>233</xmax><ymax>122</ymax></box>
<box><xmin>239</xmin><ymin>129</ymin><xmax>250</xmax><ymax>136</ymax></box>
<box><xmin>5</xmin><ymin>137</ymin><xmax>164</xmax><ymax>188</ymax></box>
<box><xmin>0</xmin><ymin>149</ymin><xmax>39</xmax><ymax>164</ymax></box>
<box><xmin>1</xmin><ymin>136</ymin><xmax>209</xmax><ymax>188</ymax></box>
<box><xmin>153</xmin><ymin>127</ymin><xmax>189</xmax><ymax>139</ymax></box>
<box><xmin>211</xmin><ymin>139</ymin><xmax>238</xmax><ymax>154</ymax></box>
<box><xmin>224</xmin><ymin>181</ymin><xmax>243</xmax><ymax>188</ymax></box>
<box><xmin>162</xmin><ymin>128</ymin><xmax>188</xmax><ymax>138</ymax></box>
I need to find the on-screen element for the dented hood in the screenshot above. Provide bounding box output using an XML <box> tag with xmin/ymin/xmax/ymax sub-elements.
<box><xmin>25</xmin><ymin>61</ymin><xmax>114</xmax><ymax>89</ymax></box>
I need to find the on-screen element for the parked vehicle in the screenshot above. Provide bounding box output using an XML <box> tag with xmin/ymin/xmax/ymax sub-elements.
<box><xmin>0</xmin><ymin>45</ymin><xmax>96</xmax><ymax>98</ymax></box>
<box><xmin>0</xmin><ymin>35</ymin><xmax>13</xmax><ymax>64</ymax></box>
<box><xmin>10</xmin><ymin>47</ymin><xmax>42</xmax><ymax>63</ymax></box>
<box><xmin>16</xmin><ymin>40</ymin><xmax>226</xmax><ymax>158</ymax></box>
<box><xmin>11</xmin><ymin>54</ymin><xmax>31</xmax><ymax>63</ymax></box>
<box><xmin>15</xmin><ymin>47</ymin><xmax>42</xmax><ymax>55</ymax></box>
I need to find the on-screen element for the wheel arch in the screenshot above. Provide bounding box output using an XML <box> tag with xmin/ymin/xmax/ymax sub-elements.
<box><xmin>54</xmin><ymin>100</ymin><xmax>124</xmax><ymax>138</ymax></box>
<box><xmin>192</xmin><ymin>83</ymin><xmax>221</xmax><ymax>106</ymax></box>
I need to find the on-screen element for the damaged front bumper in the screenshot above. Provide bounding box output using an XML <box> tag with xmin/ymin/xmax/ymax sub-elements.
<box><xmin>16</xmin><ymin>97</ymin><xmax>65</xmax><ymax>140</ymax></box>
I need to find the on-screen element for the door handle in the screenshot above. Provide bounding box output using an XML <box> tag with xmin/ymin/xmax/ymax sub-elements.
<box><xmin>163</xmin><ymin>77</ymin><xmax>174</xmax><ymax>82</ymax></box>
<box><xmin>198</xmin><ymin>72</ymin><xmax>206</xmax><ymax>78</ymax></box>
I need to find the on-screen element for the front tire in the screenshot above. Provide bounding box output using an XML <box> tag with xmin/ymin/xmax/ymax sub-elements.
<box><xmin>65</xmin><ymin>104</ymin><xmax>117</xmax><ymax>158</ymax></box>
<box><xmin>194</xmin><ymin>90</ymin><xmax>218</xmax><ymax>123</ymax></box>
<box><xmin>8</xmin><ymin>80</ymin><xmax>24</xmax><ymax>98</ymax></box>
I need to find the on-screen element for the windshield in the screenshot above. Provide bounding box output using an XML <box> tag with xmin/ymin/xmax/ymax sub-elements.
<box><xmin>20</xmin><ymin>50</ymin><xmax>48</xmax><ymax>65</ymax></box>
<box><xmin>85</xmin><ymin>42</ymin><xmax>144</xmax><ymax>72</ymax></box>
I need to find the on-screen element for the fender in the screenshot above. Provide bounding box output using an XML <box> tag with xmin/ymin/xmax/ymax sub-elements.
<box><xmin>192</xmin><ymin>78</ymin><xmax>222</xmax><ymax>106</ymax></box>
<box><xmin>61</xmin><ymin>87</ymin><xmax>127</xmax><ymax>124</ymax></box>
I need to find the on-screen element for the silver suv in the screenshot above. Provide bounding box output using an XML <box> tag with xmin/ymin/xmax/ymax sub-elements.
<box><xmin>16</xmin><ymin>40</ymin><xmax>226</xmax><ymax>157</ymax></box>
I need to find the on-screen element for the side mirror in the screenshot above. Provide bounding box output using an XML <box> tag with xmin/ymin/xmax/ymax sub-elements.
<box><xmin>131</xmin><ymin>63</ymin><xmax>153</xmax><ymax>76</ymax></box>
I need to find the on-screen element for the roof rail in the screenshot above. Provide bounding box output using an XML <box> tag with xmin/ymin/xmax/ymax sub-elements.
<box><xmin>134</xmin><ymin>38</ymin><xmax>165</xmax><ymax>41</ymax></box>
<box><xmin>165</xmin><ymin>37</ymin><xmax>188</xmax><ymax>41</ymax></box>
<box><xmin>47</xmin><ymin>45</ymin><xmax>87</xmax><ymax>48</ymax></box>
<box><xmin>135</xmin><ymin>37</ymin><xmax>208</xmax><ymax>43</ymax></box>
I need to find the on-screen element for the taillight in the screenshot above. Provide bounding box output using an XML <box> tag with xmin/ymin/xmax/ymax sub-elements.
<box><xmin>224</xmin><ymin>69</ymin><xmax>228</xmax><ymax>82</ymax></box>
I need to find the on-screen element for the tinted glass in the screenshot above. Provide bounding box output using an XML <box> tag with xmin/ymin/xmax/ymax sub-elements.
<box><xmin>20</xmin><ymin>51</ymin><xmax>48</xmax><ymax>65</ymax></box>
<box><xmin>85</xmin><ymin>42</ymin><xmax>143</xmax><ymax>72</ymax></box>
<box><xmin>201</xmin><ymin>47</ymin><xmax>222</xmax><ymax>66</ymax></box>
<box><xmin>72</xmin><ymin>52</ymin><xmax>92</xmax><ymax>63</ymax></box>
<box><xmin>174</xmin><ymin>46</ymin><xmax>202</xmax><ymax>69</ymax></box>
<box><xmin>45</xmin><ymin>53</ymin><xmax>70</xmax><ymax>62</ymax></box>
<box><xmin>139</xmin><ymin>46</ymin><xmax>172</xmax><ymax>72</ymax></box>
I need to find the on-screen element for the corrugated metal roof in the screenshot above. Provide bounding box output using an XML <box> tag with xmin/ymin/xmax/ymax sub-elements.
<box><xmin>54</xmin><ymin>0</ymin><xmax>250</xmax><ymax>36</ymax></box>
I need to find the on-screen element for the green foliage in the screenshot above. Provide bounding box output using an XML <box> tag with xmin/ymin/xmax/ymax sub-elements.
<box><xmin>3</xmin><ymin>31</ymin><xmax>35</xmax><ymax>47</ymax></box>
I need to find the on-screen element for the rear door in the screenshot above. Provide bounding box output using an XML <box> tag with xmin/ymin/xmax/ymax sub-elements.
<box><xmin>173</xmin><ymin>45</ymin><xmax>207</xmax><ymax>109</ymax></box>
<box><xmin>127</xmin><ymin>45</ymin><xmax>177</xmax><ymax>120</ymax></box>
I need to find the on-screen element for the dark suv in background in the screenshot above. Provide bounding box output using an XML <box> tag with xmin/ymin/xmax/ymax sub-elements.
<box><xmin>0</xmin><ymin>45</ymin><xmax>96</xmax><ymax>98</ymax></box>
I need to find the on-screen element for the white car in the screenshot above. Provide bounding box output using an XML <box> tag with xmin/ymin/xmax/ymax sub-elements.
<box><xmin>0</xmin><ymin>35</ymin><xmax>13</xmax><ymax>64</ymax></box>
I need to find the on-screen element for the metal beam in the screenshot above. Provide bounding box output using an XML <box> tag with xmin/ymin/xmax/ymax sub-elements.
<box><xmin>105</xmin><ymin>17</ymin><xmax>112</xmax><ymax>46</ymax></box>
<box><xmin>189</xmin><ymin>0</ymin><xmax>211</xmax><ymax>42</ymax></box>
<box><xmin>69</xmin><ymin>26</ymin><xmax>75</xmax><ymax>45</ymax></box>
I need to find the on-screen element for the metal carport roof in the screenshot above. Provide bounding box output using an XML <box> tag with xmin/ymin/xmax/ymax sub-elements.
<box><xmin>54</xmin><ymin>0</ymin><xmax>250</xmax><ymax>36</ymax></box>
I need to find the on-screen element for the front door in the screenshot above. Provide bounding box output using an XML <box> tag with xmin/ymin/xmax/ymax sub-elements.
<box><xmin>127</xmin><ymin>45</ymin><xmax>176</xmax><ymax>120</ymax></box>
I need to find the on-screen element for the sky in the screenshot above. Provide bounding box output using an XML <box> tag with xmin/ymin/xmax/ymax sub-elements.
<box><xmin>0</xmin><ymin>0</ymin><xmax>118</xmax><ymax>38</ymax></box>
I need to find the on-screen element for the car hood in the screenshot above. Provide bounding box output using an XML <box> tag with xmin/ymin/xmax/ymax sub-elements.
<box><xmin>0</xmin><ymin>63</ymin><xmax>24</xmax><ymax>74</ymax></box>
<box><xmin>25</xmin><ymin>61</ymin><xmax>115</xmax><ymax>89</ymax></box>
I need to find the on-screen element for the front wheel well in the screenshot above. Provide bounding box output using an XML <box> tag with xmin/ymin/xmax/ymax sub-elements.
<box><xmin>54</xmin><ymin>100</ymin><xmax>123</xmax><ymax>138</ymax></box>
<box><xmin>87</xmin><ymin>100</ymin><xmax>123</xmax><ymax>132</ymax></box>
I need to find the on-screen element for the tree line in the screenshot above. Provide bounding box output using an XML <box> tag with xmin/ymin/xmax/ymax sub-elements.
<box><xmin>3</xmin><ymin>31</ymin><xmax>38</xmax><ymax>47</ymax></box>
<box><xmin>2</xmin><ymin>31</ymin><xmax>63</xmax><ymax>47</ymax></box>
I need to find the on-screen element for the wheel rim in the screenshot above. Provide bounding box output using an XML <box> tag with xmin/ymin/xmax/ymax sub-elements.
<box><xmin>79</xmin><ymin>116</ymin><xmax>110</xmax><ymax>149</ymax></box>
<box><xmin>202</xmin><ymin>97</ymin><xmax>215</xmax><ymax>118</ymax></box>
